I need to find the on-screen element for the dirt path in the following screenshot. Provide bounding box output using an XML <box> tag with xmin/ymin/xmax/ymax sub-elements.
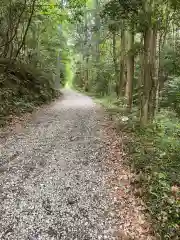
<box><xmin>0</xmin><ymin>89</ymin><xmax>153</xmax><ymax>240</ymax></box>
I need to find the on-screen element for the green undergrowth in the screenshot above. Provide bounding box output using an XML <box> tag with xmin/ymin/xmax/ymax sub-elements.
<box><xmin>0</xmin><ymin>60</ymin><xmax>61</xmax><ymax>127</ymax></box>
<box><xmin>95</xmin><ymin>95</ymin><xmax>180</xmax><ymax>239</ymax></box>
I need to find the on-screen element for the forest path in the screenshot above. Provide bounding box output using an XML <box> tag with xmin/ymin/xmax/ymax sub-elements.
<box><xmin>0</xmin><ymin>89</ymin><xmax>153</xmax><ymax>240</ymax></box>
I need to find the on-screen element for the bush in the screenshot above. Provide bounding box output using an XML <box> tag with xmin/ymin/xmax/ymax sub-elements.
<box><xmin>162</xmin><ymin>77</ymin><xmax>180</xmax><ymax>115</ymax></box>
<box><xmin>129</xmin><ymin>111</ymin><xmax>180</xmax><ymax>239</ymax></box>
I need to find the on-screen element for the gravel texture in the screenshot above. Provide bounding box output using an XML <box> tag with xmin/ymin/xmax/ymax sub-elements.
<box><xmin>0</xmin><ymin>89</ymin><xmax>117</xmax><ymax>240</ymax></box>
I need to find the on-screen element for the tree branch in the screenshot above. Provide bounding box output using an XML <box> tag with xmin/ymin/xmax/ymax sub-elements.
<box><xmin>14</xmin><ymin>0</ymin><xmax>36</xmax><ymax>60</ymax></box>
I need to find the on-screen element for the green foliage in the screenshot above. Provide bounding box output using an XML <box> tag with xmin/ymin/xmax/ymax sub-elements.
<box><xmin>70</xmin><ymin>1</ymin><xmax>180</xmax><ymax>237</ymax></box>
<box><xmin>162</xmin><ymin>77</ymin><xmax>180</xmax><ymax>114</ymax></box>
<box><xmin>161</xmin><ymin>43</ymin><xmax>180</xmax><ymax>76</ymax></box>
<box><xmin>0</xmin><ymin>62</ymin><xmax>60</xmax><ymax>126</ymax></box>
<box><xmin>99</xmin><ymin>98</ymin><xmax>180</xmax><ymax>239</ymax></box>
<box><xmin>127</xmin><ymin>112</ymin><xmax>180</xmax><ymax>239</ymax></box>
<box><xmin>169</xmin><ymin>0</ymin><xmax>180</xmax><ymax>10</ymax></box>
<box><xmin>101</xmin><ymin>0</ymin><xmax>142</xmax><ymax>20</ymax></box>
<box><xmin>0</xmin><ymin>0</ymin><xmax>89</xmax><ymax>122</ymax></box>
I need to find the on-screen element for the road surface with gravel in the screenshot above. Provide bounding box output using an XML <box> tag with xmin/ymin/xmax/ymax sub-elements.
<box><xmin>0</xmin><ymin>89</ymin><xmax>118</xmax><ymax>240</ymax></box>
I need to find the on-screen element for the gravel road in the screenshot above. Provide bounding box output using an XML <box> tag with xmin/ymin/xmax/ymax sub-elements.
<box><xmin>0</xmin><ymin>89</ymin><xmax>117</xmax><ymax>240</ymax></box>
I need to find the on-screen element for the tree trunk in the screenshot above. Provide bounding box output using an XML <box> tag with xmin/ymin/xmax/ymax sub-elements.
<box><xmin>84</xmin><ymin>56</ymin><xmax>89</xmax><ymax>92</ymax></box>
<box><xmin>112</xmin><ymin>31</ymin><xmax>119</xmax><ymax>93</ymax></box>
<box><xmin>141</xmin><ymin>28</ymin><xmax>152</xmax><ymax>125</ymax></box>
<box><xmin>95</xmin><ymin>0</ymin><xmax>100</xmax><ymax>56</ymax></box>
<box><xmin>15</xmin><ymin>0</ymin><xmax>36</xmax><ymax>59</ymax></box>
<box><xmin>139</xmin><ymin>34</ymin><xmax>144</xmax><ymax>121</ymax></box>
<box><xmin>84</xmin><ymin>6</ymin><xmax>89</xmax><ymax>92</ymax></box>
<box><xmin>149</xmin><ymin>28</ymin><xmax>158</xmax><ymax>119</ymax></box>
<box><xmin>119</xmin><ymin>23</ymin><xmax>126</xmax><ymax>96</ymax></box>
<box><xmin>154</xmin><ymin>31</ymin><xmax>160</xmax><ymax>116</ymax></box>
<box><xmin>125</xmin><ymin>25</ymin><xmax>134</xmax><ymax>111</ymax></box>
<box><xmin>94</xmin><ymin>0</ymin><xmax>100</xmax><ymax>79</ymax></box>
<box><xmin>141</xmin><ymin>26</ymin><xmax>157</xmax><ymax>125</ymax></box>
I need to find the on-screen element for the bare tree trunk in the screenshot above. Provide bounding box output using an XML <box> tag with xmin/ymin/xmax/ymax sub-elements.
<box><xmin>112</xmin><ymin>31</ymin><xmax>119</xmax><ymax>91</ymax></box>
<box><xmin>149</xmin><ymin>28</ymin><xmax>157</xmax><ymax>119</ymax></box>
<box><xmin>84</xmin><ymin>6</ymin><xmax>89</xmax><ymax>92</ymax></box>
<box><xmin>140</xmin><ymin>0</ymin><xmax>159</xmax><ymax>124</ymax></box>
<box><xmin>3</xmin><ymin>0</ymin><xmax>13</xmax><ymax>58</ymax></box>
<box><xmin>84</xmin><ymin>56</ymin><xmax>89</xmax><ymax>92</ymax></box>
<box><xmin>141</xmin><ymin>28</ymin><xmax>152</xmax><ymax>125</ymax></box>
<box><xmin>154</xmin><ymin>31</ymin><xmax>160</xmax><ymax>116</ymax></box>
<box><xmin>119</xmin><ymin>23</ymin><xmax>126</xmax><ymax>96</ymax></box>
<box><xmin>94</xmin><ymin>0</ymin><xmax>100</xmax><ymax>81</ymax></box>
<box><xmin>139</xmin><ymin>34</ymin><xmax>144</xmax><ymax>121</ymax></box>
<box><xmin>141</xmin><ymin>26</ymin><xmax>157</xmax><ymax>124</ymax></box>
<box><xmin>125</xmin><ymin>25</ymin><xmax>134</xmax><ymax>111</ymax></box>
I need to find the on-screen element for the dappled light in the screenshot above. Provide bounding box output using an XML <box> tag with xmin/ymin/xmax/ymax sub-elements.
<box><xmin>0</xmin><ymin>0</ymin><xmax>180</xmax><ymax>239</ymax></box>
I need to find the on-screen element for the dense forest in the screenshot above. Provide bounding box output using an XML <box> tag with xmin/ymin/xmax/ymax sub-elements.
<box><xmin>0</xmin><ymin>0</ymin><xmax>180</xmax><ymax>239</ymax></box>
<box><xmin>72</xmin><ymin>0</ymin><xmax>180</xmax><ymax>239</ymax></box>
<box><xmin>0</xmin><ymin>0</ymin><xmax>79</xmax><ymax>125</ymax></box>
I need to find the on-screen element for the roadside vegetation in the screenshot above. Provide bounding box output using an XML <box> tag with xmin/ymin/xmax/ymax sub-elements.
<box><xmin>71</xmin><ymin>0</ymin><xmax>180</xmax><ymax>238</ymax></box>
<box><xmin>0</xmin><ymin>0</ymin><xmax>82</xmax><ymax>126</ymax></box>
<box><xmin>1</xmin><ymin>0</ymin><xmax>180</xmax><ymax>238</ymax></box>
